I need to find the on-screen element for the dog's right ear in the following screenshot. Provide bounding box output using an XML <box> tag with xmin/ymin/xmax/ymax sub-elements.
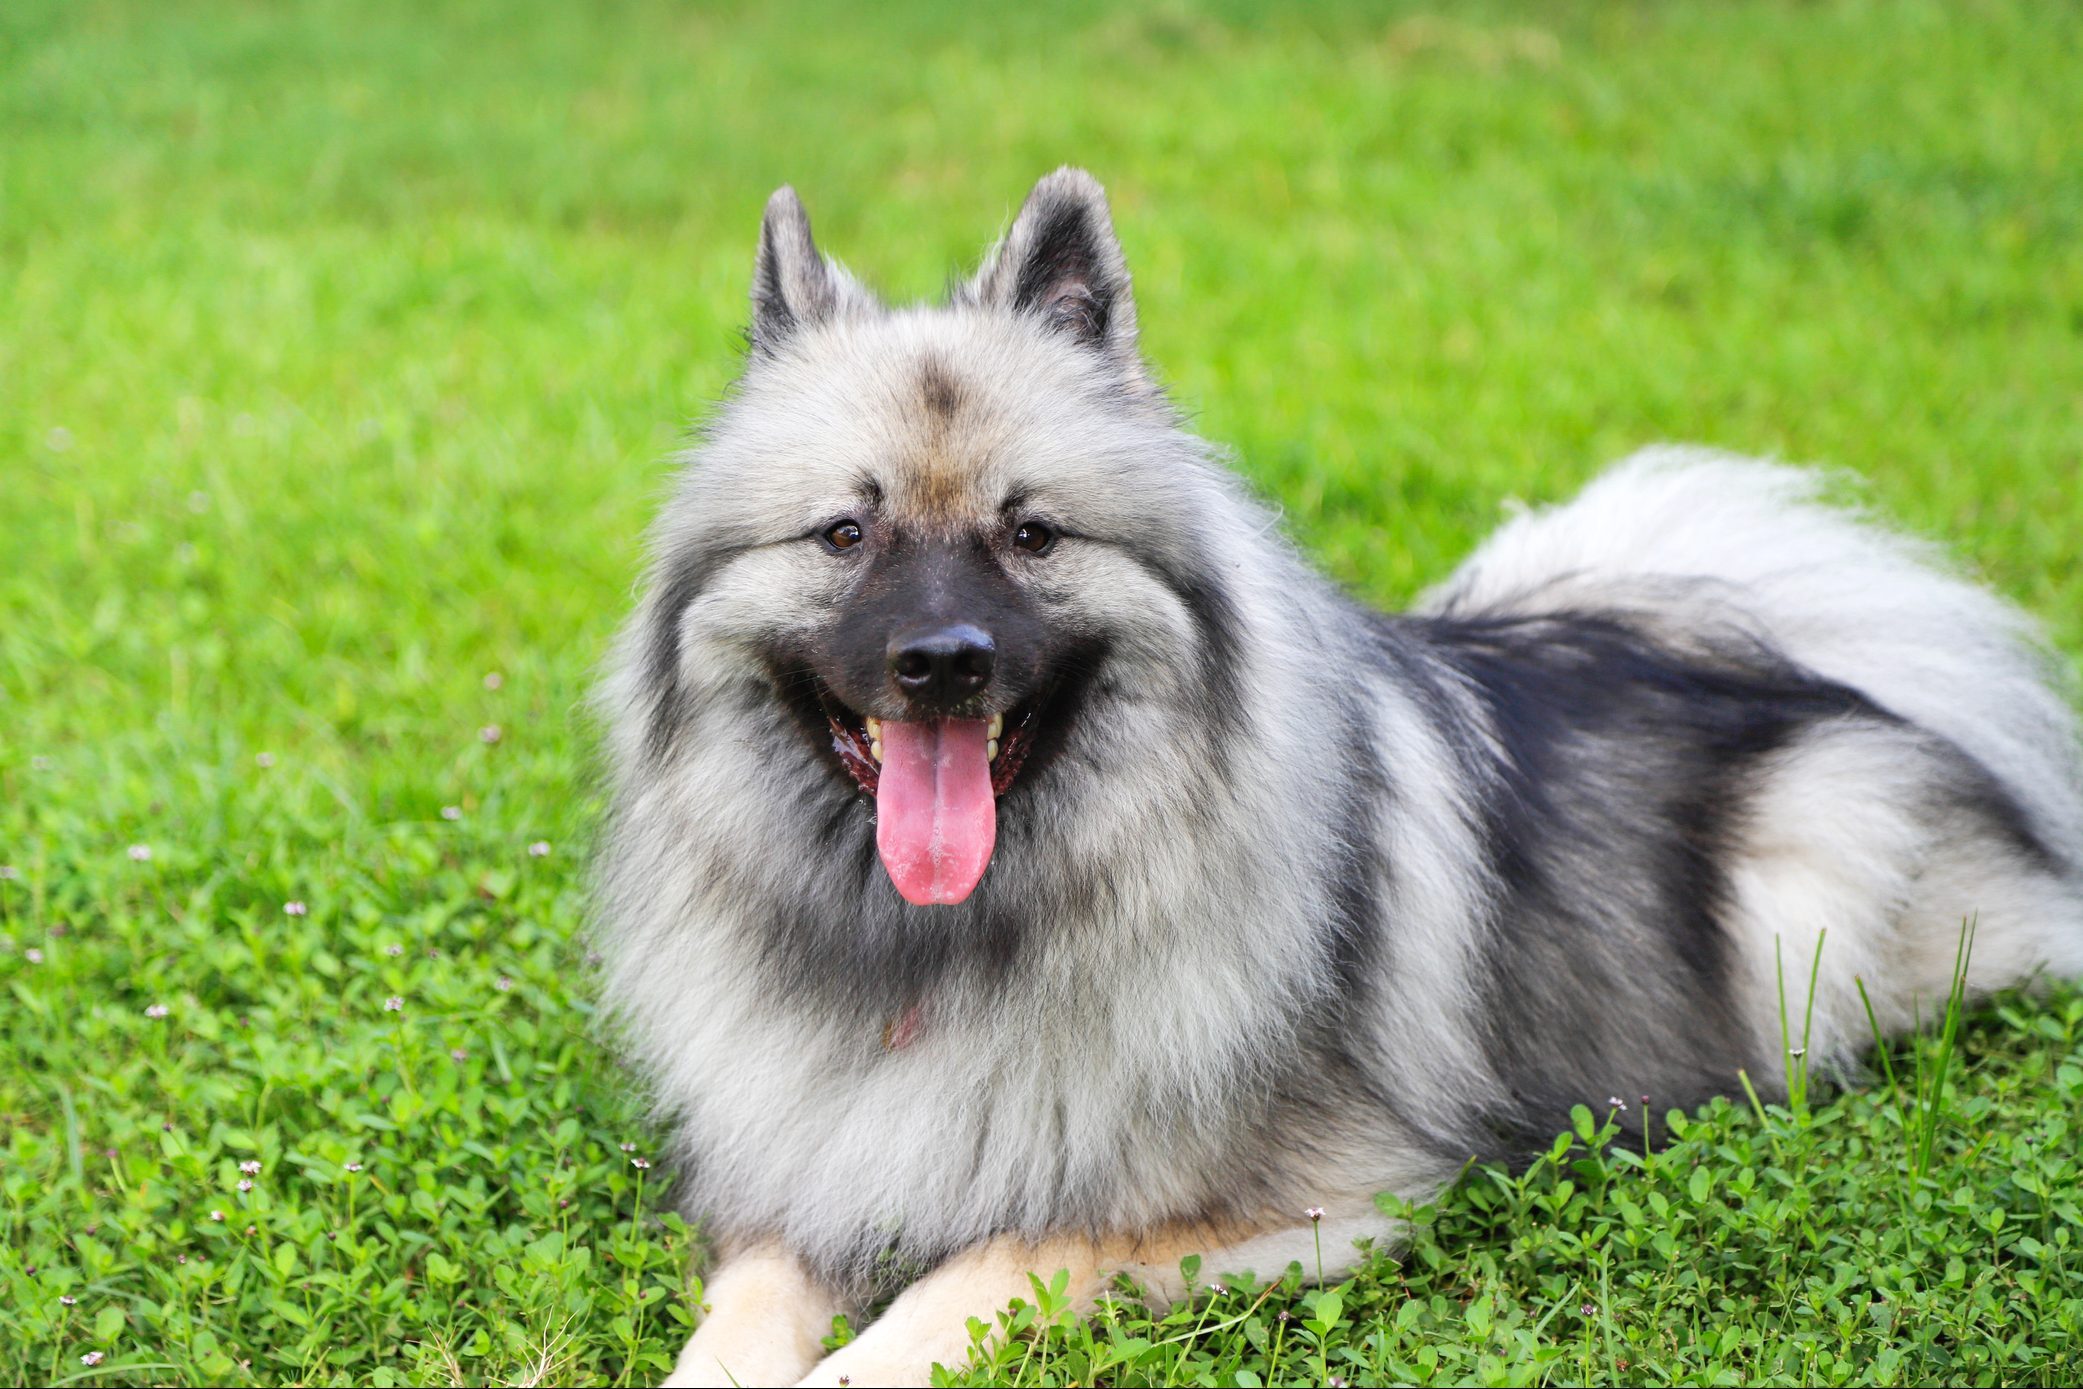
<box><xmin>749</xmin><ymin>186</ymin><xmax>864</xmax><ymax>356</ymax></box>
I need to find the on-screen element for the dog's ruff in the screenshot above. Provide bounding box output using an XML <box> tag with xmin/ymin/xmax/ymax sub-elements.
<box><xmin>595</xmin><ymin>169</ymin><xmax>2083</xmax><ymax>1387</ymax></box>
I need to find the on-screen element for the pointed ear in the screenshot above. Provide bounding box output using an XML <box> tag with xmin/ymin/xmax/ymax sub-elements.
<box><xmin>968</xmin><ymin>168</ymin><xmax>1139</xmax><ymax>363</ymax></box>
<box><xmin>750</xmin><ymin>186</ymin><xmax>864</xmax><ymax>355</ymax></box>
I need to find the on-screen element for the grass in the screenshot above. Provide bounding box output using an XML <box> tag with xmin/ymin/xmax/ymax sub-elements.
<box><xmin>3</xmin><ymin>0</ymin><xmax>2081</xmax><ymax>1383</ymax></box>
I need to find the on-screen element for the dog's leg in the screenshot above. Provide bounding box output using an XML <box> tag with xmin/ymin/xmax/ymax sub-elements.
<box><xmin>663</xmin><ymin>1239</ymin><xmax>845</xmax><ymax>1389</ymax></box>
<box><xmin>794</xmin><ymin>1199</ymin><xmax>1390</xmax><ymax>1388</ymax></box>
<box><xmin>793</xmin><ymin>1232</ymin><xmax>1103</xmax><ymax>1389</ymax></box>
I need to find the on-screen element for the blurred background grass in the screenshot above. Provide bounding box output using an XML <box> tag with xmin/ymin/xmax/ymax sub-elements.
<box><xmin>4</xmin><ymin>1</ymin><xmax>2082</xmax><ymax>1383</ymax></box>
<box><xmin>7</xmin><ymin>0</ymin><xmax>2081</xmax><ymax>825</ymax></box>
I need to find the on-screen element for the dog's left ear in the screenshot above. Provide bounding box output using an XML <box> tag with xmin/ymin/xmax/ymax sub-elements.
<box><xmin>966</xmin><ymin>168</ymin><xmax>1141</xmax><ymax>370</ymax></box>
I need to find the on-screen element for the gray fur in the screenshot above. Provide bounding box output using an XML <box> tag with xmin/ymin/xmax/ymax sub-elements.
<box><xmin>594</xmin><ymin>169</ymin><xmax>2083</xmax><ymax>1297</ymax></box>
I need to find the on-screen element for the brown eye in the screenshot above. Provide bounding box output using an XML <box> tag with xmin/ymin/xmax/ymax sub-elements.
<box><xmin>1013</xmin><ymin>521</ymin><xmax>1055</xmax><ymax>555</ymax></box>
<box><xmin>824</xmin><ymin>520</ymin><xmax>863</xmax><ymax>551</ymax></box>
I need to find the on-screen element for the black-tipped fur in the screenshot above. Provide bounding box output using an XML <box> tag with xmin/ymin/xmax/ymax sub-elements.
<box><xmin>1413</xmin><ymin>612</ymin><xmax>1878</xmax><ymax>1150</ymax></box>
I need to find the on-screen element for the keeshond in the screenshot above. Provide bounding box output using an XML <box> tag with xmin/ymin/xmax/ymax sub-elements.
<box><xmin>594</xmin><ymin>169</ymin><xmax>2083</xmax><ymax>1387</ymax></box>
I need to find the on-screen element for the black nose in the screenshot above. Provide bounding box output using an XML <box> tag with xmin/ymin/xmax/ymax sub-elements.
<box><xmin>888</xmin><ymin>623</ymin><xmax>996</xmax><ymax>707</ymax></box>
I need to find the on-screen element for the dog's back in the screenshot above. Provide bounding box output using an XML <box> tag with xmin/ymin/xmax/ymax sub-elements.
<box><xmin>1417</xmin><ymin>446</ymin><xmax>2083</xmax><ymax>1080</ymax></box>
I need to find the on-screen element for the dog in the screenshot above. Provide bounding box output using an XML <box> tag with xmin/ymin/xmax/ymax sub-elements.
<box><xmin>591</xmin><ymin>169</ymin><xmax>2083</xmax><ymax>1387</ymax></box>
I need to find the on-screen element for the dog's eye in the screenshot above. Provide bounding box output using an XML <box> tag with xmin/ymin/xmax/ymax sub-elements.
<box><xmin>823</xmin><ymin>520</ymin><xmax>863</xmax><ymax>551</ymax></box>
<box><xmin>1013</xmin><ymin>521</ymin><xmax>1055</xmax><ymax>555</ymax></box>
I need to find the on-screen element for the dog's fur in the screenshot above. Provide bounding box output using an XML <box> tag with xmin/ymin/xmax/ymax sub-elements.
<box><xmin>593</xmin><ymin>169</ymin><xmax>2083</xmax><ymax>1386</ymax></box>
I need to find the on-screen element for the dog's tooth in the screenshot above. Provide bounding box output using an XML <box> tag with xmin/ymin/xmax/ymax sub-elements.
<box><xmin>866</xmin><ymin>716</ymin><xmax>881</xmax><ymax>740</ymax></box>
<box><xmin>870</xmin><ymin>738</ymin><xmax>883</xmax><ymax>763</ymax></box>
<box><xmin>987</xmin><ymin>713</ymin><xmax>1003</xmax><ymax>740</ymax></box>
<box><xmin>987</xmin><ymin>737</ymin><xmax>1000</xmax><ymax>762</ymax></box>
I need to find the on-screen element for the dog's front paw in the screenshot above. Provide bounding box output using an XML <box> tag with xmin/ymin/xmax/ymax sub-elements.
<box><xmin>795</xmin><ymin>1336</ymin><xmax>961</xmax><ymax>1389</ymax></box>
<box><xmin>666</xmin><ymin>1325</ymin><xmax>824</xmax><ymax>1388</ymax></box>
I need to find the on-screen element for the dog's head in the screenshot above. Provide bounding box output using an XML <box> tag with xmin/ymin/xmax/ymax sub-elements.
<box><xmin>639</xmin><ymin>170</ymin><xmax>1254</xmax><ymax>906</ymax></box>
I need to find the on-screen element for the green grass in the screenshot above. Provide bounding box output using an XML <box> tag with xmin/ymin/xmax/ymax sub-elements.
<box><xmin>4</xmin><ymin>0</ymin><xmax>2082</xmax><ymax>1383</ymax></box>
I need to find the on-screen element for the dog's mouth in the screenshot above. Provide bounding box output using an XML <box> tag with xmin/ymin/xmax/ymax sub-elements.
<box><xmin>816</xmin><ymin>686</ymin><xmax>1048</xmax><ymax>908</ymax></box>
<box><xmin>819</xmin><ymin>692</ymin><xmax>1042</xmax><ymax>800</ymax></box>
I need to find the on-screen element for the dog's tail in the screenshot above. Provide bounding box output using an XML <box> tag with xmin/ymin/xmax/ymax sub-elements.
<box><xmin>1419</xmin><ymin>445</ymin><xmax>2083</xmax><ymax>874</ymax></box>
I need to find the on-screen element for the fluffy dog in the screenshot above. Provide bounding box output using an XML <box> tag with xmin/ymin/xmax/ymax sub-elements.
<box><xmin>592</xmin><ymin>169</ymin><xmax>2083</xmax><ymax>1386</ymax></box>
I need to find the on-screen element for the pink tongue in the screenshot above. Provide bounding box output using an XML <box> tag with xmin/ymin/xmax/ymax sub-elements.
<box><xmin>875</xmin><ymin>718</ymin><xmax>996</xmax><ymax>905</ymax></box>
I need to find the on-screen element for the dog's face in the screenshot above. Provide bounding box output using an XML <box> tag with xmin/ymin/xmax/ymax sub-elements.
<box><xmin>641</xmin><ymin>171</ymin><xmax>1252</xmax><ymax>906</ymax></box>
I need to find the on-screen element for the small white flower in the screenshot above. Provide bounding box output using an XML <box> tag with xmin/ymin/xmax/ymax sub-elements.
<box><xmin>479</xmin><ymin>724</ymin><xmax>502</xmax><ymax>744</ymax></box>
<box><xmin>383</xmin><ymin>996</ymin><xmax>403</xmax><ymax>1012</ymax></box>
<box><xmin>441</xmin><ymin>805</ymin><xmax>462</xmax><ymax>821</ymax></box>
<box><xmin>255</xmin><ymin>752</ymin><xmax>275</xmax><ymax>768</ymax></box>
<box><xmin>80</xmin><ymin>1351</ymin><xmax>103</xmax><ymax>1366</ymax></box>
<box><xmin>128</xmin><ymin>844</ymin><xmax>153</xmax><ymax>861</ymax></box>
<box><xmin>210</xmin><ymin>1210</ymin><xmax>225</xmax><ymax>1222</ymax></box>
<box><xmin>238</xmin><ymin>1160</ymin><xmax>261</xmax><ymax>1175</ymax></box>
<box><xmin>0</xmin><ymin>866</ymin><xmax>17</xmax><ymax>881</ymax></box>
<box><xmin>483</xmin><ymin>671</ymin><xmax>504</xmax><ymax>690</ymax></box>
<box><xmin>25</xmin><ymin>948</ymin><xmax>44</xmax><ymax>964</ymax></box>
<box><xmin>528</xmin><ymin>840</ymin><xmax>551</xmax><ymax>858</ymax></box>
<box><xmin>283</xmin><ymin>901</ymin><xmax>307</xmax><ymax>917</ymax></box>
<box><xmin>237</xmin><ymin>1179</ymin><xmax>253</xmax><ymax>1193</ymax></box>
<box><xmin>344</xmin><ymin>1162</ymin><xmax>364</xmax><ymax>1173</ymax></box>
<box><xmin>631</xmin><ymin>1157</ymin><xmax>651</xmax><ymax>1170</ymax></box>
<box><xmin>145</xmin><ymin>1004</ymin><xmax>169</xmax><ymax>1019</ymax></box>
<box><xmin>1305</xmin><ymin>1206</ymin><xmax>1325</xmax><ymax>1223</ymax></box>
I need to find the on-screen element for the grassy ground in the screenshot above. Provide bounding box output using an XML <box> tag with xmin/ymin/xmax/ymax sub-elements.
<box><xmin>5</xmin><ymin>0</ymin><xmax>2082</xmax><ymax>1383</ymax></box>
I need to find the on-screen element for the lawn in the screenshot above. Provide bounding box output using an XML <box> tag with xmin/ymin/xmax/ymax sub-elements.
<box><xmin>4</xmin><ymin>0</ymin><xmax>2082</xmax><ymax>1383</ymax></box>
